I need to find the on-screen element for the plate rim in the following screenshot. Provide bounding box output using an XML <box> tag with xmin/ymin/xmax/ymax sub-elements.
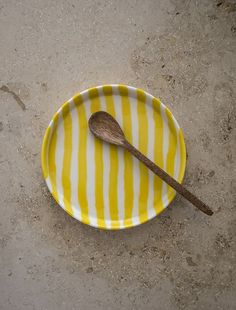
<box><xmin>41</xmin><ymin>84</ymin><xmax>186</xmax><ymax>230</ymax></box>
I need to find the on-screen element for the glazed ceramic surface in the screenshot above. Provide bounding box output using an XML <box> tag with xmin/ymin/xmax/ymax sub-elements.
<box><xmin>41</xmin><ymin>85</ymin><xmax>186</xmax><ymax>229</ymax></box>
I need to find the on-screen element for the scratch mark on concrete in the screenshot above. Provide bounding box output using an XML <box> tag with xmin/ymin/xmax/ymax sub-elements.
<box><xmin>0</xmin><ymin>85</ymin><xmax>26</xmax><ymax>110</ymax></box>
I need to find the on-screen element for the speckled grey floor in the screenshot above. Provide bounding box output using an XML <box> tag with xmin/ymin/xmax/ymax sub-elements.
<box><xmin>0</xmin><ymin>1</ymin><xmax>235</xmax><ymax>309</ymax></box>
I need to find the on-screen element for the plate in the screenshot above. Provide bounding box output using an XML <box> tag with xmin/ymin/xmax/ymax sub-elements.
<box><xmin>41</xmin><ymin>85</ymin><xmax>186</xmax><ymax>229</ymax></box>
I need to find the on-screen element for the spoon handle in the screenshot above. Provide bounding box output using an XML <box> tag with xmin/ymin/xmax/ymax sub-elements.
<box><xmin>123</xmin><ymin>140</ymin><xmax>213</xmax><ymax>216</ymax></box>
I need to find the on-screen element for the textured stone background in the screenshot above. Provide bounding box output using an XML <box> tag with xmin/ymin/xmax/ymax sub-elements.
<box><xmin>0</xmin><ymin>0</ymin><xmax>235</xmax><ymax>309</ymax></box>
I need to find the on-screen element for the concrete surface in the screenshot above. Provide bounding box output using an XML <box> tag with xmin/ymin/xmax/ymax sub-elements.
<box><xmin>0</xmin><ymin>0</ymin><xmax>236</xmax><ymax>309</ymax></box>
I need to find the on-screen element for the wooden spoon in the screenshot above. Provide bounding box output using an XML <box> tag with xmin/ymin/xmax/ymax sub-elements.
<box><xmin>89</xmin><ymin>111</ymin><xmax>213</xmax><ymax>216</ymax></box>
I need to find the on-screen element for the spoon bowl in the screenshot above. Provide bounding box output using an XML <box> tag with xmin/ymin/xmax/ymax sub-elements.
<box><xmin>89</xmin><ymin>111</ymin><xmax>125</xmax><ymax>146</ymax></box>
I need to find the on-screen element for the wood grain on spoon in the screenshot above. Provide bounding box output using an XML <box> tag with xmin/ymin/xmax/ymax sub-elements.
<box><xmin>89</xmin><ymin>111</ymin><xmax>213</xmax><ymax>216</ymax></box>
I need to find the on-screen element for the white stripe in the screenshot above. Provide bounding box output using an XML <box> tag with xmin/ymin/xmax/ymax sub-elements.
<box><xmin>83</xmin><ymin>91</ymin><xmax>97</xmax><ymax>227</ymax></box>
<box><xmin>160</xmin><ymin>105</ymin><xmax>169</xmax><ymax>207</ymax></box>
<box><xmin>177</xmin><ymin>130</ymin><xmax>183</xmax><ymax>182</ymax></box>
<box><xmin>112</xmin><ymin>85</ymin><xmax>124</xmax><ymax>228</ymax></box>
<box><xmin>99</xmin><ymin>88</ymin><xmax>111</xmax><ymax>228</ymax></box>
<box><xmin>55</xmin><ymin>111</ymin><xmax>65</xmax><ymax>210</ymax></box>
<box><xmin>145</xmin><ymin>94</ymin><xmax>155</xmax><ymax>220</ymax></box>
<box><xmin>70</xmin><ymin>100</ymin><xmax>82</xmax><ymax>221</ymax></box>
<box><xmin>46</xmin><ymin>176</ymin><xmax>52</xmax><ymax>193</ymax></box>
<box><xmin>128</xmin><ymin>88</ymin><xmax>140</xmax><ymax>226</ymax></box>
<box><xmin>174</xmin><ymin>125</ymin><xmax>180</xmax><ymax>181</ymax></box>
<box><xmin>45</xmin><ymin>120</ymin><xmax>54</xmax><ymax>187</ymax></box>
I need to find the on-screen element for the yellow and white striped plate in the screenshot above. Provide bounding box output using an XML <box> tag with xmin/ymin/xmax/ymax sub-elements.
<box><xmin>41</xmin><ymin>85</ymin><xmax>186</xmax><ymax>229</ymax></box>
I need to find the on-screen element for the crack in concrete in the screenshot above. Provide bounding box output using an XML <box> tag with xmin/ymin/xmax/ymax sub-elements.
<box><xmin>0</xmin><ymin>85</ymin><xmax>26</xmax><ymax>110</ymax></box>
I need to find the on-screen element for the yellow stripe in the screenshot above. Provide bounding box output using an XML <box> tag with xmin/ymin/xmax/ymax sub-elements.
<box><xmin>137</xmin><ymin>89</ymin><xmax>149</xmax><ymax>223</ymax></box>
<box><xmin>62</xmin><ymin>103</ymin><xmax>73</xmax><ymax>215</ymax></box>
<box><xmin>118</xmin><ymin>85</ymin><xmax>133</xmax><ymax>227</ymax></box>
<box><xmin>42</xmin><ymin>125</ymin><xmax>51</xmax><ymax>179</ymax></box>
<box><xmin>74</xmin><ymin>94</ymin><xmax>90</xmax><ymax>224</ymax></box>
<box><xmin>103</xmin><ymin>86</ymin><xmax>119</xmax><ymax>229</ymax></box>
<box><xmin>165</xmin><ymin>108</ymin><xmax>177</xmax><ymax>202</ymax></box>
<box><xmin>89</xmin><ymin>88</ymin><xmax>105</xmax><ymax>228</ymax></box>
<box><xmin>48</xmin><ymin>113</ymin><xmax>59</xmax><ymax>204</ymax></box>
<box><xmin>152</xmin><ymin>98</ymin><xmax>164</xmax><ymax>213</ymax></box>
<box><xmin>178</xmin><ymin>128</ymin><xmax>186</xmax><ymax>183</ymax></box>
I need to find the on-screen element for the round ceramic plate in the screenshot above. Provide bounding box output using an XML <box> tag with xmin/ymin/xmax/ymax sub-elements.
<box><xmin>41</xmin><ymin>85</ymin><xmax>186</xmax><ymax>229</ymax></box>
